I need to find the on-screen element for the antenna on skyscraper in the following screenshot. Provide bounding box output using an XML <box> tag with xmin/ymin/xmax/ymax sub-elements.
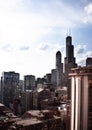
<box><xmin>69</xmin><ymin>28</ymin><xmax>71</xmax><ymax>36</ymax></box>
<box><xmin>66</xmin><ymin>28</ymin><xmax>71</xmax><ymax>36</ymax></box>
<box><xmin>66</xmin><ymin>29</ymin><xmax>68</xmax><ymax>36</ymax></box>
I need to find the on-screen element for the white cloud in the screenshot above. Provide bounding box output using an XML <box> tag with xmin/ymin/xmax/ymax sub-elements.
<box><xmin>19</xmin><ymin>46</ymin><xmax>30</xmax><ymax>51</ymax></box>
<box><xmin>75</xmin><ymin>44</ymin><xmax>92</xmax><ymax>66</ymax></box>
<box><xmin>75</xmin><ymin>45</ymin><xmax>86</xmax><ymax>55</ymax></box>
<box><xmin>83</xmin><ymin>3</ymin><xmax>92</xmax><ymax>23</ymax></box>
<box><xmin>0</xmin><ymin>0</ymin><xmax>84</xmax><ymax>46</ymax></box>
<box><xmin>0</xmin><ymin>12</ymin><xmax>52</xmax><ymax>45</ymax></box>
<box><xmin>0</xmin><ymin>0</ymin><xmax>24</xmax><ymax>13</ymax></box>
<box><xmin>0</xmin><ymin>0</ymin><xmax>91</xmax><ymax>78</ymax></box>
<box><xmin>0</xmin><ymin>0</ymin><xmax>53</xmax><ymax>46</ymax></box>
<box><xmin>84</xmin><ymin>3</ymin><xmax>92</xmax><ymax>14</ymax></box>
<box><xmin>1</xmin><ymin>44</ymin><xmax>14</xmax><ymax>52</ymax></box>
<box><xmin>85</xmin><ymin>51</ymin><xmax>92</xmax><ymax>57</ymax></box>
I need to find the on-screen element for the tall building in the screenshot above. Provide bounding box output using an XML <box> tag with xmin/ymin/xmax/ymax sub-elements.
<box><xmin>86</xmin><ymin>57</ymin><xmax>92</xmax><ymax>66</ymax></box>
<box><xmin>19</xmin><ymin>90</ymin><xmax>33</xmax><ymax>113</ymax></box>
<box><xmin>51</xmin><ymin>69</ymin><xmax>57</xmax><ymax>87</ymax></box>
<box><xmin>56</xmin><ymin>51</ymin><xmax>63</xmax><ymax>86</ymax></box>
<box><xmin>64</xmin><ymin>35</ymin><xmax>77</xmax><ymax>99</ymax></box>
<box><xmin>64</xmin><ymin>35</ymin><xmax>77</xmax><ymax>73</ymax></box>
<box><xmin>1</xmin><ymin>71</ymin><xmax>19</xmax><ymax>108</ymax></box>
<box><xmin>69</xmin><ymin>66</ymin><xmax>92</xmax><ymax>130</ymax></box>
<box><xmin>24</xmin><ymin>75</ymin><xmax>35</xmax><ymax>90</ymax></box>
<box><xmin>45</xmin><ymin>73</ymin><xmax>51</xmax><ymax>84</ymax></box>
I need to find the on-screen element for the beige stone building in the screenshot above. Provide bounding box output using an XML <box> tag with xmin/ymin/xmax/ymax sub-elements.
<box><xmin>69</xmin><ymin>66</ymin><xmax>92</xmax><ymax>130</ymax></box>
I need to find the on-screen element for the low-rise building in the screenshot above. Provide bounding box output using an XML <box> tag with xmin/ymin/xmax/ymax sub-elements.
<box><xmin>16</xmin><ymin>110</ymin><xmax>63</xmax><ymax>130</ymax></box>
<box><xmin>33</xmin><ymin>88</ymin><xmax>51</xmax><ymax>110</ymax></box>
<box><xmin>0</xmin><ymin>104</ymin><xmax>64</xmax><ymax>130</ymax></box>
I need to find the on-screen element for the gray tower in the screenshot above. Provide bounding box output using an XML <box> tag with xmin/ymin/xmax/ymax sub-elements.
<box><xmin>64</xmin><ymin>35</ymin><xmax>77</xmax><ymax>100</ymax></box>
<box><xmin>86</xmin><ymin>57</ymin><xmax>92</xmax><ymax>66</ymax></box>
<box><xmin>1</xmin><ymin>71</ymin><xmax>19</xmax><ymax>108</ymax></box>
<box><xmin>64</xmin><ymin>36</ymin><xmax>77</xmax><ymax>73</ymax></box>
<box><xmin>24</xmin><ymin>75</ymin><xmax>35</xmax><ymax>90</ymax></box>
<box><xmin>56</xmin><ymin>51</ymin><xmax>63</xmax><ymax>87</ymax></box>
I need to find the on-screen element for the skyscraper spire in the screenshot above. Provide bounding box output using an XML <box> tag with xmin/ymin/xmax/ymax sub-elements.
<box><xmin>64</xmin><ymin>35</ymin><xmax>77</xmax><ymax>99</ymax></box>
<box><xmin>66</xmin><ymin>28</ymin><xmax>71</xmax><ymax>36</ymax></box>
<box><xmin>68</xmin><ymin>28</ymin><xmax>71</xmax><ymax>36</ymax></box>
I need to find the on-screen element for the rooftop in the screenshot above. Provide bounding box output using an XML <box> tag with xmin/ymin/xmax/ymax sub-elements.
<box><xmin>69</xmin><ymin>65</ymin><xmax>92</xmax><ymax>76</ymax></box>
<box><xmin>16</xmin><ymin>118</ymin><xmax>42</xmax><ymax>127</ymax></box>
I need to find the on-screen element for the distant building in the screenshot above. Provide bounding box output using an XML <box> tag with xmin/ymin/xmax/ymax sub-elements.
<box><xmin>69</xmin><ymin>66</ymin><xmax>92</xmax><ymax>130</ymax></box>
<box><xmin>51</xmin><ymin>69</ymin><xmax>57</xmax><ymax>87</ymax></box>
<box><xmin>33</xmin><ymin>88</ymin><xmax>51</xmax><ymax>110</ymax></box>
<box><xmin>64</xmin><ymin>35</ymin><xmax>77</xmax><ymax>100</ymax></box>
<box><xmin>0</xmin><ymin>103</ymin><xmax>17</xmax><ymax>130</ymax></box>
<box><xmin>64</xmin><ymin>36</ymin><xmax>77</xmax><ymax>73</ymax></box>
<box><xmin>24</xmin><ymin>75</ymin><xmax>35</xmax><ymax>90</ymax></box>
<box><xmin>0</xmin><ymin>80</ymin><xmax>1</xmax><ymax>102</ymax></box>
<box><xmin>55</xmin><ymin>87</ymin><xmax>67</xmax><ymax>99</ymax></box>
<box><xmin>0</xmin><ymin>104</ymin><xmax>63</xmax><ymax>130</ymax></box>
<box><xmin>45</xmin><ymin>73</ymin><xmax>51</xmax><ymax>84</ymax></box>
<box><xmin>20</xmin><ymin>90</ymin><xmax>33</xmax><ymax>114</ymax></box>
<box><xmin>19</xmin><ymin>80</ymin><xmax>24</xmax><ymax>91</ymax></box>
<box><xmin>56</xmin><ymin>51</ymin><xmax>63</xmax><ymax>87</ymax></box>
<box><xmin>36</xmin><ymin>77</ymin><xmax>46</xmax><ymax>87</ymax></box>
<box><xmin>1</xmin><ymin>71</ymin><xmax>19</xmax><ymax>108</ymax></box>
<box><xmin>66</xmin><ymin>100</ymin><xmax>71</xmax><ymax>130</ymax></box>
<box><xmin>41</xmin><ymin>98</ymin><xmax>61</xmax><ymax>110</ymax></box>
<box><xmin>86</xmin><ymin>57</ymin><xmax>92</xmax><ymax>66</ymax></box>
<box><xmin>16</xmin><ymin>110</ymin><xmax>63</xmax><ymax>130</ymax></box>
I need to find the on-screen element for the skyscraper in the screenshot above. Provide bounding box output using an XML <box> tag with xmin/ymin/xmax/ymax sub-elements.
<box><xmin>70</xmin><ymin>66</ymin><xmax>92</xmax><ymax>130</ymax></box>
<box><xmin>24</xmin><ymin>75</ymin><xmax>35</xmax><ymax>90</ymax></box>
<box><xmin>86</xmin><ymin>57</ymin><xmax>92</xmax><ymax>66</ymax></box>
<box><xmin>64</xmin><ymin>35</ymin><xmax>77</xmax><ymax>99</ymax></box>
<box><xmin>64</xmin><ymin>35</ymin><xmax>77</xmax><ymax>73</ymax></box>
<box><xmin>56</xmin><ymin>51</ymin><xmax>63</xmax><ymax>86</ymax></box>
<box><xmin>51</xmin><ymin>69</ymin><xmax>57</xmax><ymax>87</ymax></box>
<box><xmin>1</xmin><ymin>71</ymin><xmax>19</xmax><ymax>108</ymax></box>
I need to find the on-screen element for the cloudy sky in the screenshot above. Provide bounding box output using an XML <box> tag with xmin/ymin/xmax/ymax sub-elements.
<box><xmin>0</xmin><ymin>0</ymin><xmax>92</xmax><ymax>79</ymax></box>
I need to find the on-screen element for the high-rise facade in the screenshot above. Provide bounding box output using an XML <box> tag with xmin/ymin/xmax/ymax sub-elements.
<box><xmin>51</xmin><ymin>69</ymin><xmax>57</xmax><ymax>87</ymax></box>
<box><xmin>86</xmin><ymin>57</ymin><xmax>92</xmax><ymax>66</ymax></box>
<box><xmin>64</xmin><ymin>35</ymin><xmax>77</xmax><ymax>99</ymax></box>
<box><xmin>56</xmin><ymin>51</ymin><xmax>63</xmax><ymax>86</ymax></box>
<box><xmin>45</xmin><ymin>73</ymin><xmax>51</xmax><ymax>84</ymax></box>
<box><xmin>1</xmin><ymin>71</ymin><xmax>19</xmax><ymax>108</ymax></box>
<box><xmin>70</xmin><ymin>66</ymin><xmax>92</xmax><ymax>130</ymax></box>
<box><xmin>24</xmin><ymin>75</ymin><xmax>35</xmax><ymax>90</ymax></box>
<box><xmin>64</xmin><ymin>36</ymin><xmax>77</xmax><ymax>73</ymax></box>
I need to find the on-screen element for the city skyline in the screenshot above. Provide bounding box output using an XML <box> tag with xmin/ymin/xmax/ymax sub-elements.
<box><xmin>0</xmin><ymin>0</ymin><xmax>92</xmax><ymax>79</ymax></box>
